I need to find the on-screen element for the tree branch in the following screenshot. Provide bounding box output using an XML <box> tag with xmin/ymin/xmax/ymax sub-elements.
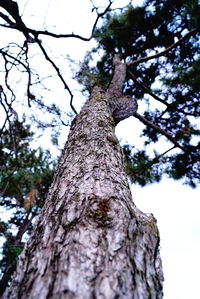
<box><xmin>127</xmin><ymin>70</ymin><xmax>168</xmax><ymax>106</ymax></box>
<box><xmin>0</xmin><ymin>46</ymin><xmax>33</xmax><ymax>107</ymax></box>
<box><xmin>0</xmin><ymin>0</ymin><xmax>33</xmax><ymax>41</ymax></box>
<box><xmin>0</xmin><ymin>11</ymin><xmax>14</xmax><ymax>26</ymax></box>
<box><xmin>28</xmin><ymin>1</ymin><xmax>112</xmax><ymax>41</ymax></box>
<box><xmin>0</xmin><ymin>0</ymin><xmax>113</xmax><ymax>42</ymax></box>
<box><xmin>134</xmin><ymin>112</ymin><xmax>185</xmax><ymax>151</ymax></box>
<box><xmin>0</xmin><ymin>0</ymin><xmax>113</xmax><ymax>115</ymax></box>
<box><xmin>128</xmin><ymin>70</ymin><xmax>199</xmax><ymax>117</ymax></box>
<box><xmin>107</xmin><ymin>54</ymin><xmax>126</xmax><ymax>98</ymax></box>
<box><xmin>34</xmin><ymin>37</ymin><xmax>77</xmax><ymax>114</ymax></box>
<box><xmin>127</xmin><ymin>29</ymin><xmax>198</xmax><ymax>66</ymax></box>
<box><xmin>0</xmin><ymin>86</ymin><xmax>11</xmax><ymax>136</ymax></box>
<box><xmin>89</xmin><ymin>0</ymin><xmax>113</xmax><ymax>39</ymax></box>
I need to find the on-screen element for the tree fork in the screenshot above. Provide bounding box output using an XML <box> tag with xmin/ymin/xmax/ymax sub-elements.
<box><xmin>4</xmin><ymin>56</ymin><xmax>163</xmax><ymax>299</ymax></box>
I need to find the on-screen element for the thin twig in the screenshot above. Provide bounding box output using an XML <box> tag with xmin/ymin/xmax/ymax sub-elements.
<box><xmin>147</xmin><ymin>145</ymin><xmax>176</xmax><ymax>167</ymax></box>
<box><xmin>0</xmin><ymin>47</ymin><xmax>33</xmax><ymax>107</ymax></box>
<box><xmin>35</xmin><ymin>37</ymin><xmax>77</xmax><ymax>114</ymax></box>
<box><xmin>0</xmin><ymin>1</ymin><xmax>113</xmax><ymax>42</ymax></box>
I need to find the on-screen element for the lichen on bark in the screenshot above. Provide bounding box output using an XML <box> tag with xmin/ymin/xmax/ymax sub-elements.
<box><xmin>4</xmin><ymin>55</ymin><xmax>163</xmax><ymax>299</ymax></box>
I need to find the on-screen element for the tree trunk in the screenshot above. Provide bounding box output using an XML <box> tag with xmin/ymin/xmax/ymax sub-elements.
<box><xmin>4</xmin><ymin>56</ymin><xmax>163</xmax><ymax>299</ymax></box>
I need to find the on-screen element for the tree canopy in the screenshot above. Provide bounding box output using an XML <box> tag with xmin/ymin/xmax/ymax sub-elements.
<box><xmin>79</xmin><ymin>0</ymin><xmax>200</xmax><ymax>187</ymax></box>
<box><xmin>0</xmin><ymin>0</ymin><xmax>200</xmax><ymax>293</ymax></box>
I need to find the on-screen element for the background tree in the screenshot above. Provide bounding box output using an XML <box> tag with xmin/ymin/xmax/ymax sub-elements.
<box><xmin>0</xmin><ymin>118</ymin><xmax>55</xmax><ymax>294</ymax></box>
<box><xmin>0</xmin><ymin>0</ymin><xmax>199</xmax><ymax>297</ymax></box>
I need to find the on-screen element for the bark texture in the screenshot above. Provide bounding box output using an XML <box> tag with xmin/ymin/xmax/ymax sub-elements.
<box><xmin>108</xmin><ymin>54</ymin><xmax>138</xmax><ymax>123</ymax></box>
<box><xmin>4</xmin><ymin>56</ymin><xmax>163</xmax><ymax>299</ymax></box>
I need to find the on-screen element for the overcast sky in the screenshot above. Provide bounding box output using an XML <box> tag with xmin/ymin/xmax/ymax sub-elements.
<box><xmin>1</xmin><ymin>1</ymin><xmax>200</xmax><ymax>298</ymax></box>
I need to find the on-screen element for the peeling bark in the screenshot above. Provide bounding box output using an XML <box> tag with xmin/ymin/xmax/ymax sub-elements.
<box><xmin>4</xmin><ymin>56</ymin><xmax>163</xmax><ymax>298</ymax></box>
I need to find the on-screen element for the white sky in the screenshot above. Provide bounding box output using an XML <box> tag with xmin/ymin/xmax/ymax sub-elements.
<box><xmin>133</xmin><ymin>179</ymin><xmax>200</xmax><ymax>299</ymax></box>
<box><xmin>1</xmin><ymin>1</ymin><xmax>200</xmax><ymax>298</ymax></box>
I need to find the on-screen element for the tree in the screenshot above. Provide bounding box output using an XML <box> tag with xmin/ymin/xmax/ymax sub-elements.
<box><xmin>0</xmin><ymin>0</ymin><xmax>199</xmax><ymax>297</ymax></box>
<box><xmin>0</xmin><ymin>0</ymin><xmax>111</xmax><ymax>294</ymax></box>
<box><xmin>0</xmin><ymin>0</ymin><xmax>113</xmax><ymax>292</ymax></box>
<box><xmin>80</xmin><ymin>0</ymin><xmax>200</xmax><ymax>187</ymax></box>
<box><xmin>0</xmin><ymin>118</ymin><xmax>55</xmax><ymax>294</ymax></box>
<box><xmin>3</xmin><ymin>55</ymin><xmax>163</xmax><ymax>298</ymax></box>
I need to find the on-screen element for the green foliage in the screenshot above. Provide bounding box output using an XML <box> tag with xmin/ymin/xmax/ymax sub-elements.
<box><xmin>123</xmin><ymin>145</ymin><xmax>163</xmax><ymax>186</ymax></box>
<box><xmin>0</xmin><ymin>119</ymin><xmax>55</xmax><ymax>208</ymax></box>
<box><xmin>0</xmin><ymin>119</ymin><xmax>56</xmax><ymax>288</ymax></box>
<box><xmin>166</xmin><ymin>148</ymin><xmax>200</xmax><ymax>188</ymax></box>
<box><xmin>93</xmin><ymin>0</ymin><xmax>200</xmax><ymax>95</ymax></box>
<box><xmin>0</xmin><ymin>239</ymin><xmax>23</xmax><ymax>270</ymax></box>
<box><xmin>82</xmin><ymin>0</ymin><xmax>200</xmax><ymax>187</ymax></box>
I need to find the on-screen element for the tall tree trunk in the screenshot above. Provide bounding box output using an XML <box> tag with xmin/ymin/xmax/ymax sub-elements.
<box><xmin>4</xmin><ymin>56</ymin><xmax>163</xmax><ymax>298</ymax></box>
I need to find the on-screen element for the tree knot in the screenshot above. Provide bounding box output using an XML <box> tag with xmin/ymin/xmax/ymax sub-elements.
<box><xmin>110</xmin><ymin>96</ymin><xmax>138</xmax><ymax>124</ymax></box>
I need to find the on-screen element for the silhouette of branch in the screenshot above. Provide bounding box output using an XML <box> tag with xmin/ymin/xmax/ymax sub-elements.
<box><xmin>0</xmin><ymin>0</ymin><xmax>113</xmax><ymax>114</ymax></box>
<box><xmin>127</xmin><ymin>29</ymin><xmax>198</xmax><ymax>66</ymax></box>
<box><xmin>0</xmin><ymin>0</ymin><xmax>113</xmax><ymax>42</ymax></box>
<box><xmin>134</xmin><ymin>112</ymin><xmax>185</xmax><ymax>151</ymax></box>
<box><xmin>0</xmin><ymin>45</ymin><xmax>32</xmax><ymax>107</ymax></box>
<box><xmin>128</xmin><ymin>70</ymin><xmax>199</xmax><ymax>117</ymax></box>
<box><xmin>34</xmin><ymin>37</ymin><xmax>77</xmax><ymax>114</ymax></box>
<box><xmin>127</xmin><ymin>70</ymin><xmax>168</xmax><ymax>106</ymax></box>
<box><xmin>0</xmin><ymin>0</ymin><xmax>33</xmax><ymax>41</ymax></box>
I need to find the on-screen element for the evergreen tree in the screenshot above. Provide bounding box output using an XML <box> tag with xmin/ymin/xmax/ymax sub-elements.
<box><xmin>0</xmin><ymin>0</ymin><xmax>199</xmax><ymax>297</ymax></box>
<box><xmin>0</xmin><ymin>119</ymin><xmax>55</xmax><ymax>294</ymax></box>
<box><xmin>79</xmin><ymin>0</ymin><xmax>200</xmax><ymax>187</ymax></box>
<box><xmin>3</xmin><ymin>55</ymin><xmax>164</xmax><ymax>299</ymax></box>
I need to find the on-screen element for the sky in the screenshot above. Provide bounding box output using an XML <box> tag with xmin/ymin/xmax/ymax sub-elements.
<box><xmin>1</xmin><ymin>1</ymin><xmax>200</xmax><ymax>298</ymax></box>
<box><xmin>133</xmin><ymin>179</ymin><xmax>200</xmax><ymax>299</ymax></box>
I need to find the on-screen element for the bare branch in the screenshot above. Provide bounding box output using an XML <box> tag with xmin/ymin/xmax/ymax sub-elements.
<box><xmin>0</xmin><ymin>48</ymin><xmax>26</xmax><ymax>69</ymax></box>
<box><xmin>0</xmin><ymin>0</ymin><xmax>33</xmax><ymax>41</ymax></box>
<box><xmin>140</xmin><ymin>145</ymin><xmax>176</xmax><ymax>169</ymax></box>
<box><xmin>157</xmin><ymin>145</ymin><xmax>176</xmax><ymax>159</ymax></box>
<box><xmin>0</xmin><ymin>45</ymin><xmax>33</xmax><ymax>107</ymax></box>
<box><xmin>2</xmin><ymin>52</ymin><xmax>16</xmax><ymax>103</ymax></box>
<box><xmin>89</xmin><ymin>0</ymin><xmax>113</xmax><ymax>39</ymax></box>
<box><xmin>0</xmin><ymin>0</ymin><xmax>113</xmax><ymax>115</ymax></box>
<box><xmin>0</xmin><ymin>86</ymin><xmax>11</xmax><ymax>136</ymax></box>
<box><xmin>127</xmin><ymin>29</ymin><xmax>198</xmax><ymax>66</ymax></box>
<box><xmin>0</xmin><ymin>0</ymin><xmax>113</xmax><ymax>42</ymax></box>
<box><xmin>0</xmin><ymin>11</ymin><xmax>14</xmax><ymax>26</ymax></box>
<box><xmin>34</xmin><ymin>37</ymin><xmax>77</xmax><ymax>114</ymax></box>
<box><xmin>26</xmin><ymin>1</ymin><xmax>113</xmax><ymax>41</ymax></box>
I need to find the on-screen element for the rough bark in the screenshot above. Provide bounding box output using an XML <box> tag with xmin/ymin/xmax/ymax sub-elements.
<box><xmin>4</xmin><ymin>56</ymin><xmax>163</xmax><ymax>298</ymax></box>
<box><xmin>108</xmin><ymin>54</ymin><xmax>138</xmax><ymax>123</ymax></box>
